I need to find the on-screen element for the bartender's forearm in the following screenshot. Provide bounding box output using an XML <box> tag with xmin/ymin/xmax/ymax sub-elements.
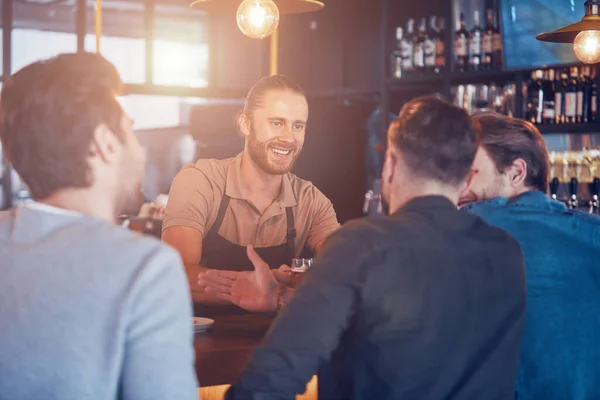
<box><xmin>184</xmin><ymin>263</ymin><xmax>229</xmax><ymax>304</ymax></box>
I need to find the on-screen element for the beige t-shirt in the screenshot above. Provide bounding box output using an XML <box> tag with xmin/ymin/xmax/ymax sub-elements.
<box><xmin>162</xmin><ymin>152</ymin><xmax>340</xmax><ymax>256</ymax></box>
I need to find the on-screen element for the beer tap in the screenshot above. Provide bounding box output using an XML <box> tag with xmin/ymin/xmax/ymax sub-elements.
<box><xmin>549</xmin><ymin>178</ymin><xmax>560</xmax><ymax>201</ymax></box>
<box><xmin>568</xmin><ymin>178</ymin><xmax>579</xmax><ymax>209</ymax></box>
<box><xmin>589</xmin><ymin>178</ymin><xmax>600</xmax><ymax>214</ymax></box>
<box><xmin>363</xmin><ymin>180</ymin><xmax>383</xmax><ymax>216</ymax></box>
<box><xmin>548</xmin><ymin>152</ymin><xmax>559</xmax><ymax>200</ymax></box>
<box><xmin>568</xmin><ymin>157</ymin><xmax>583</xmax><ymax>210</ymax></box>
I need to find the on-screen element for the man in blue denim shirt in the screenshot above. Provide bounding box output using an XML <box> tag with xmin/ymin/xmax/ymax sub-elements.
<box><xmin>460</xmin><ymin>112</ymin><xmax>600</xmax><ymax>400</ymax></box>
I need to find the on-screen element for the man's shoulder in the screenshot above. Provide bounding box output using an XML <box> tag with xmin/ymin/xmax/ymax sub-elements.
<box><xmin>94</xmin><ymin>224</ymin><xmax>181</xmax><ymax>267</ymax></box>
<box><xmin>174</xmin><ymin>156</ymin><xmax>234</xmax><ymax>185</ymax></box>
<box><xmin>462</xmin><ymin>193</ymin><xmax>600</xmax><ymax>229</ymax></box>
<box><xmin>287</xmin><ymin>173</ymin><xmax>328</xmax><ymax>202</ymax></box>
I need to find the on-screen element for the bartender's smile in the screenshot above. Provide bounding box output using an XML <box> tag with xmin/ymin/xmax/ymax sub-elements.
<box><xmin>269</xmin><ymin>145</ymin><xmax>295</xmax><ymax>158</ymax></box>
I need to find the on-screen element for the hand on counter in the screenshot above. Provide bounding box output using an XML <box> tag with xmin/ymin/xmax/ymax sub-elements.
<box><xmin>198</xmin><ymin>246</ymin><xmax>280</xmax><ymax>313</ymax></box>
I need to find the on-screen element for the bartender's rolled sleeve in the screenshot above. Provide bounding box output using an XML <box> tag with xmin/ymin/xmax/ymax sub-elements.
<box><xmin>307</xmin><ymin>187</ymin><xmax>340</xmax><ymax>252</ymax></box>
<box><xmin>162</xmin><ymin>167</ymin><xmax>213</xmax><ymax>235</ymax></box>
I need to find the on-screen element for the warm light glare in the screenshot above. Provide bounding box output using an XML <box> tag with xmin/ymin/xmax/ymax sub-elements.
<box><xmin>236</xmin><ymin>0</ymin><xmax>279</xmax><ymax>39</ymax></box>
<box><xmin>573</xmin><ymin>30</ymin><xmax>600</xmax><ymax>64</ymax></box>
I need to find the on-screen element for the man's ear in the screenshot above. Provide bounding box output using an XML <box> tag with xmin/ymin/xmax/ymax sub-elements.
<box><xmin>508</xmin><ymin>158</ymin><xmax>528</xmax><ymax>188</ymax></box>
<box><xmin>382</xmin><ymin>149</ymin><xmax>397</xmax><ymax>185</ymax></box>
<box><xmin>460</xmin><ymin>168</ymin><xmax>475</xmax><ymax>197</ymax></box>
<box><xmin>239</xmin><ymin>113</ymin><xmax>251</xmax><ymax>138</ymax></box>
<box><xmin>90</xmin><ymin>123</ymin><xmax>121</xmax><ymax>165</ymax></box>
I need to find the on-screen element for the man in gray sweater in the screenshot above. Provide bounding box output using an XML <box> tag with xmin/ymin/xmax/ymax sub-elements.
<box><xmin>0</xmin><ymin>53</ymin><xmax>198</xmax><ymax>400</ymax></box>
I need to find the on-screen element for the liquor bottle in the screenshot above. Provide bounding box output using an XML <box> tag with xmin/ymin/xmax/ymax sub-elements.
<box><xmin>401</xmin><ymin>19</ymin><xmax>415</xmax><ymax>73</ymax></box>
<box><xmin>424</xmin><ymin>16</ymin><xmax>437</xmax><ymax>73</ymax></box>
<box><xmin>555</xmin><ymin>69</ymin><xmax>567</xmax><ymax>124</ymax></box>
<box><xmin>454</xmin><ymin>12</ymin><xmax>469</xmax><ymax>72</ymax></box>
<box><xmin>581</xmin><ymin>66</ymin><xmax>592</xmax><ymax>122</ymax></box>
<box><xmin>527</xmin><ymin>70</ymin><xmax>543</xmax><ymax>124</ymax></box>
<box><xmin>491</xmin><ymin>2</ymin><xmax>503</xmax><ymax>69</ymax></box>
<box><xmin>391</xmin><ymin>27</ymin><xmax>403</xmax><ymax>79</ymax></box>
<box><xmin>482</xmin><ymin>8</ymin><xmax>494</xmax><ymax>70</ymax></box>
<box><xmin>413</xmin><ymin>18</ymin><xmax>426</xmax><ymax>72</ymax></box>
<box><xmin>435</xmin><ymin>17</ymin><xmax>446</xmax><ymax>74</ymax></box>
<box><xmin>565</xmin><ymin>67</ymin><xmax>578</xmax><ymax>124</ymax></box>
<box><xmin>576</xmin><ymin>67</ymin><xmax>584</xmax><ymax>123</ymax></box>
<box><xmin>591</xmin><ymin>67</ymin><xmax>598</xmax><ymax>122</ymax></box>
<box><xmin>542</xmin><ymin>69</ymin><xmax>556</xmax><ymax>124</ymax></box>
<box><xmin>469</xmin><ymin>10</ymin><xmax>483</xmax><ymax>71</ymax></box>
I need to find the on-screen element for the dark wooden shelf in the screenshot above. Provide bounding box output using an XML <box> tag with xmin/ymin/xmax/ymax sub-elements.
<box><xmin>386</xmin><ymin>74</ymin><xmax>446</xmax><ymax>92</ymax></box>
<box><xmin>535</xmin><ymin>122</ymin><xmax>600</xmax><ymax>135</ymax></box>
<box><xmin>449</xmin><ymin>69</ymin><xmax>520</xmax><ymax>84</ymax></box>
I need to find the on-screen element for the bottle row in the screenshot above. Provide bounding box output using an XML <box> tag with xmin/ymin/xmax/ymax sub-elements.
<box><xmin>390</xmin><ymin>4</ymin><xmax>504</xmax><ymax>79</ymax></box>
<box><xmin>391</xmin><ymin>16</ymin><xmax>446</xmax><ymax>78</ymax></box>
<box><xmin>525</xmin><ymin>66</ymin><xmax>598</xmax><ymax>125</ymax></box>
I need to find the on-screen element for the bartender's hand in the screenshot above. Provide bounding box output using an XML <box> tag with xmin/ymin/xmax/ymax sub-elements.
<box><xmin>198</xmin><ymin>246</ymin><xmax>280</xmax><ymax>313</ymax></box>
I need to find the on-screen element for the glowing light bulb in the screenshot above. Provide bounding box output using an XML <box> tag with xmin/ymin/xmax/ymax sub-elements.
<box><xmin>236</xmin><ymin>0</ymin><xmax>279</xmax><ymax>39</ymax></box>
<box><xmin>573</xmin><ymin>30</ymin><xmax>600</xmax><ymax>64</ymax></box>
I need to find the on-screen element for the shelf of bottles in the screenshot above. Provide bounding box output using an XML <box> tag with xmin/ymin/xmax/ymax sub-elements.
<box><xmin>549</xmin><ymin>149</ymin><xmax>600</xmax><ymax>214</ymax></box>
<box><xmin>452</xmin><ymin>81</ymin><xmax>517</xmax><ymax>117</ymax></box>
<box><xmin>525</xmin><ymin>66</ymin><xmax>599</xmax><ymax>134</ymax></box>
<box><xmin>389</xmin><ymin>2</ymin><xmax>503</xmax><ymax>83</ymax></box>
<box><xmin>390</xmin><ymin>16</ymin><xmax>447</xmax><ymax>81</ymax></box>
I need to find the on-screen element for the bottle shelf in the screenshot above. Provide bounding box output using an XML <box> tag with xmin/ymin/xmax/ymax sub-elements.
<box><xmin>449</xmin><ymin>69</ymin><xmax>518</xmax><ymax>84</ymax></box>
<box><xmin>386</xmin><ymin>74</ymin><xmax>446</xmax><ymax>92</ymax></box>
<box><xmin>535</xmin><ymin>122</ymin><xmax>600</xmax><ymax>135</ymax></box>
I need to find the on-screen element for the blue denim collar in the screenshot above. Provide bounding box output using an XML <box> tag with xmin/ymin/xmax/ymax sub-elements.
<box><xmin>462</xmin><ymin>191</ymin><xmax>568</xmax><ymax>212</ymax></box>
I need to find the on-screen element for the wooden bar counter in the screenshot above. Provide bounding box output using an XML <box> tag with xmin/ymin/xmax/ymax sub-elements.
<box><xmin>194</xmin><ymin>312</ymin><xmax>317</xmax><ymax>400</ymax></box>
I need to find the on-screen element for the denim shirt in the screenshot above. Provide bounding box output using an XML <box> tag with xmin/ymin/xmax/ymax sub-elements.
<box><xmin>462</xmin><ymin>191</ymin><xmax>600</xmax><ymax>400</ymax></box>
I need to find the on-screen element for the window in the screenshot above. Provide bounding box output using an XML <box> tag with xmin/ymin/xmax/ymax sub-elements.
<box><xmin>152</xmin><ymin>4</ymin><xmax>209</xmax><ymax>87</ymax></box>
<box><xmin>118</xmin><ymin>94</ymin><xmax>206</xmax><ymax>129</ymax></box>
<box><xmin>84</xmin><ymin>0</ymin><xmax>146</xmax><ymax>83</ymax></box>
<box><xmin>11</xmin><ymin>1</ymin><xmax>76</xmax><ymax>73</ymax></box>
<box><xmin>84</xmin><ymin>34</ymin><xmax>145</xmax><ymax>84</ymax></box>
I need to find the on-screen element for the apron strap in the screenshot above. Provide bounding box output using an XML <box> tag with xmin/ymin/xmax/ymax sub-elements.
<box><xmin>211</xmin><ymin>194</ymin><xmax>231</xmax><ymax>234</ymax></box>
<box><xmin>285</xmin><ymin>207</ymin><xmax>296</xmax><ymax>262</ymax></box>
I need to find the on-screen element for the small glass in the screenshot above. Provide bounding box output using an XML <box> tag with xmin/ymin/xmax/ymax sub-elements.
<box><xmin>290</xmin><ymin>258</ymin><xmax>313</xmax><ymax>288</ymax></box>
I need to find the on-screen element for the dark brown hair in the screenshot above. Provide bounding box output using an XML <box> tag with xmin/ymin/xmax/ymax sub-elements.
<box><xmin>243</xmin><ymin>75</ymin><xmax>305</xmax><ymax>120</ymax></box>
<box><xmin>0</xmin><ymin>52</ymin><xmax>124</xmax><ymax>200</ymax></box>
<box><xmin>473</xmin><ymin>112</ymin><xmax>549</xmax><ymax>192</ymax></box>
<box><xmin>389</xmin><ymin>95</ymin><xmax>480</xmax><ymax>185</ymax></box>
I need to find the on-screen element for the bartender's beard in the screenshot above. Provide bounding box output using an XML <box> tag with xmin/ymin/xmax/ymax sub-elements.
<box><xmin>247</xmin><ymin>128</ymin><xmax>302</xmax><ymax>175</ymax></box>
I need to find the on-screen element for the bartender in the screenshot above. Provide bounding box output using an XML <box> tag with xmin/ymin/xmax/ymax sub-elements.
<box><xmin>162</xmin><ymin>75</ymin><xmax>340</xmax><ymax>312</ymax></box>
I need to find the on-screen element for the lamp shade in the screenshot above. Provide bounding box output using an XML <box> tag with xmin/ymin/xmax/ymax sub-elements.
<box><xmin>536</xmin><ymin>15</ymin><xmax>600</xmax><ymax>43</ymax></box>
<box><xmin>190</xmin><ymin>0</ymin><xmax>324</xmax><ymax>15</ymax></box>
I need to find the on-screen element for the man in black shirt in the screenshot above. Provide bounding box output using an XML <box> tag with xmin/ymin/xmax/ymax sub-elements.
<box><xmin>200</xmin><ymin>96</ymin><xmax>526</xmax><ymax>400</ymax></box>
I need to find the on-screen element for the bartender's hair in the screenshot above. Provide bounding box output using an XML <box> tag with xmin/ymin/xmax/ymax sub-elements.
<box><xmin>389</xmin><ymin>95</ymin><xmax>480</xmax><ymax>185</ymax></box>
<box><xmin>242</xmin><ymin>75</ymin><xmax>305</xmax><ymax>121</ymax></box>
<box><xmin>473</xmin><ymin>112</ymin><xmax>549</xmax><ymax>192</ymax></box>
<box><xmin>0</xmin><ymin>52</ymin><xmax>123</xmax><ymax>200</ymax></box>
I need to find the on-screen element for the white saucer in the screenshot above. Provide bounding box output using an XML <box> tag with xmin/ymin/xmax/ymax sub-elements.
<box><xmin>192</xmin><ymin>317</ymin><xmax>214</xmax><ymax>333</ymax></box>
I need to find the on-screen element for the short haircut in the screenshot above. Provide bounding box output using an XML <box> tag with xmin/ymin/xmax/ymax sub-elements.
<box><xmin>0</xmin><ymin>52</ymin><xmax>124</xmax><ymax>199</ymax></box>
<box><xmin>389</xmin><ymin>95</ymin><xmax>480</xmax><ymax>185</ymax></box>
<box><xmin>473</xmin><ymin>112</ymin><xmax>549</xmax><ymax>192</ymax></box>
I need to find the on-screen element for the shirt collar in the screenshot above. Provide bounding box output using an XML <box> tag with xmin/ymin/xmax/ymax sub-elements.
<box><xmin>24</xmin><ymin>201</ymin><xmax>84</xmax><ymax>217</ymax></box>
<box><xmin>395</xmin><ymin>195</ymin><xmax>457</xmax><ymax>216</ymax></box>
<box><xmin>507</xmin><ymin>190</ymin><xmax>567</xmax><ymax>211</ymax></box>
<box><xmin>225</xmin><ymin>152</ymin><xmax>297</xmax><ymax>207</ymax></box>
<box><xmin>461</xmin><ymin>190</ymin><xmax>567</xmax><ymax>212</ymax></box>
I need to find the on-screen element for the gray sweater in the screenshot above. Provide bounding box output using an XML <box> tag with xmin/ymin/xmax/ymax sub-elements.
<box><xmin>0</xmin><ymin>203</ymin><xmax>198</xmax><ymax>400</ymax></box>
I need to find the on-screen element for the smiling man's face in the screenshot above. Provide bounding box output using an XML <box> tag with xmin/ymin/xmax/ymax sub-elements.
<box><xmin>245</xmin><ymin>90</ymin><xmax>308</xmax><ymax>175</ymax></box>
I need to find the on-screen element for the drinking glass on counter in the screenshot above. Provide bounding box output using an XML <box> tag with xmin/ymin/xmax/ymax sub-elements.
<box><xmin>290</xmin><ymin>258</ymin><xmax>314</xmax><ymax>288</ymax></box>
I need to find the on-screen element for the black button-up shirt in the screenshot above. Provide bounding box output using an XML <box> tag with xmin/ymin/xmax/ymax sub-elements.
<box><xmin>226</xmin><ymin>196</ymin><xmax>526</xmax><ymax>400</ymax></box>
